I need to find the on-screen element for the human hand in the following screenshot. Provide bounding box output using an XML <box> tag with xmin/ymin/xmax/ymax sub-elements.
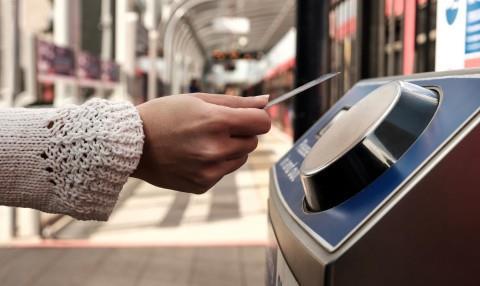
<box><xmin>132</xmin><ymin>93</ymin><xmax>271</xmax><ymax>194</ymax></box>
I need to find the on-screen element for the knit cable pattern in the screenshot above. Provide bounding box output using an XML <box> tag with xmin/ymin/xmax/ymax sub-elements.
<box><xmin>0</xmin><ymin>99</ymin><xmax>144</xmax><ymax>221</ymax></box>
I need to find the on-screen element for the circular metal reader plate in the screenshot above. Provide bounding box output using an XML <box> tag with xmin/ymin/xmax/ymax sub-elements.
<box><xmin>300</xmin><ymin>81</ymin><xmax>439</xmax><ymax>212</ymax></box>
<box><xmin>302</xmin><ymin>82</ymin><xmax>401</xmax><ymax>176</ymax></box>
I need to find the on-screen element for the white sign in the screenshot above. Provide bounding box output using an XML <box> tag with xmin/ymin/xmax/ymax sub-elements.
<box><xmin>436</xmin><ymin>0</ymin><xmax>480</xmax><ymax>70</ymax></box>
<box><xmin>464</xmin><ymin>0</ymin><xmax>480</xmax><ymax>64</ymax></box>
<box><xmin>436</xmin><ymin>0</ymin><xmax>467</xmax><ymax>71</ymax></box>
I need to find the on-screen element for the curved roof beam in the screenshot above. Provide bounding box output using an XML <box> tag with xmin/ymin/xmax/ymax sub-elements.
<box><xmin>257</xmin><ymin>0</ymin><xmax>295</xmax><ymax>50</ymax></box>
<box><xmin>187</xmin><ymin>1</ymin><xmax>295</xmax><ymax>54</ymax></box>
<box><xmin>163</xmin><ymin>0</ymin><xmax>223</xmax><ymax>85</ymax></box>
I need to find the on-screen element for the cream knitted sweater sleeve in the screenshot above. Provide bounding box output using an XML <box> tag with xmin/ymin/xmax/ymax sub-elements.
<box><xmin>0</xmin><ymin>99</ymin><xmax>144</xmax><ymax>221</ymax></box>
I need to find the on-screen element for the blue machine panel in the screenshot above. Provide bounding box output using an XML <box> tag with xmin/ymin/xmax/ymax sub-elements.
<box><xmin>273</xmin><ymin>75</ymin><xmax>480</xmax><ymax>251</ymax></box>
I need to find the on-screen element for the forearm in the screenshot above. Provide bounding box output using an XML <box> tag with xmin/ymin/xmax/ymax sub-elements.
<box><xmin>0</xmin><ymin>99</ymin><xmax>144</xmax><ymax>221</ymax></box>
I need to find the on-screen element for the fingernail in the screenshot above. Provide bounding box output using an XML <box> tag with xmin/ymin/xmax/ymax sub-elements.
<box><xmin>257</xmin><ymin>94</ymin><xmax>270</xmax><ymax>100</ymax></box>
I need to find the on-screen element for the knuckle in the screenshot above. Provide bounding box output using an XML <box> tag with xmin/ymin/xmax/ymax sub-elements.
<box><xmin>192</xmin><ymin>92</ymin><xmax>206</xmax><ymax>98</ymax></box>
<box><xmin>228</xmin><ymin>157</ymin><xmax>248</xmax><ymax>174</ymax></box>
<box><xmin>215</xmin><ymin>108</ymin><xmax>230</xmax><ymax>122</ymax></box>
<box><xmin>233</xmin><ymin>157</ymin><xmax>247</xmax><ymax>170</ymax></box>
<box><xmin>201</xmin><ymin>169</ymin><xmax>217</xmax><ymax>182</ymax></box>
<box><xmin>192</xmin><ymin>176</ymin><xmax>210</xmax><ymax>190</ymax></box>
<box><xmin>232</xmin><ymin>97</ymin><xmax>243</xmax><ymax>106</ymax></box>
<box><xmin>193</xmin><ymin>169</ymin><xmax>220</xmax><ymax>190</ymax></box>
<box><xmin>239</xmin><ymin>156</ymin><xmax>249</xmax><ymax>166</ymax></box>
<box><xmin>198</xmin><ymin>143</ymin><xmax>224</xmax><ymax>161</ymax></box>
<box><xmin>259</xmin><ymin>113</ymin><xmax>272</xmax><ymax>133</ymax></box>
<box><xmin>191</xmin><ymin>186</ymin><xmax>210</xmax><ymax>195</ymax></box>
<box><xmin>208</xmin><ymin>119</ymin><xmax>227</xmax><ymax>133</ymax></box>
<box><xmin>205</xmin><ymin>109</ymin><xmax>229</xmax><ymax>131</ymax></box>
<box><xmin>250</xmin><ymin>137</ymin><xmax>259</xmax><ymax>151</ymax></box>
<box><xmin>198</xmin><ymin>149</ymin><xmax>216</xmax><ymax>162</ymax></box>
<box><xmin>240</xmin><ymin>137</ymin><xmax>258</xmax><ymax>155</ymax></box>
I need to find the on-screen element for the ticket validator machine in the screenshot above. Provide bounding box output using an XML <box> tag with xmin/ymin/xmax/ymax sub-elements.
<box><xmin>267</xmin><ymin>70</ymin><xmax>480</xmax><ymax>286</ymax></box>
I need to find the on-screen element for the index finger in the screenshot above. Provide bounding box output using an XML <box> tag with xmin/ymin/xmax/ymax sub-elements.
<box><xmin>222</xmin><ymin>107</ymin><xmax>272</xmax><ymax>136</ymax></box>
<box><xmin>193</xmin><ymin>93</ymin><xmax>269</xmax><ymax>109</ymax></box>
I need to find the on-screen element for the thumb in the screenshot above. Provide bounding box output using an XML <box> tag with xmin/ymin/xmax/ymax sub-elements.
<box><xmin>193</xmin><ymin>93</ymin><xmax>269</xmax><ymax>109</ymax></box>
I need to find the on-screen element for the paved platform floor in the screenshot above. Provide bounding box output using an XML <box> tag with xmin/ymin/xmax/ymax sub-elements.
<box><xmin>0</xmin><ymin>247</ymin><xmax>265</xmax><ymax>286</ymax></box>
<box><xmin>1</xmin><ymin>127</ymin><xmax>292</xmax><ymax>286</ymax></box>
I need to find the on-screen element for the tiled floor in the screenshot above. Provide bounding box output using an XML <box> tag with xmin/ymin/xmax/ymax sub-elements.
<box><xmin>0</xmin><ymin>247</ymin><xmax>265</xmax><ymax>286</ymax></box>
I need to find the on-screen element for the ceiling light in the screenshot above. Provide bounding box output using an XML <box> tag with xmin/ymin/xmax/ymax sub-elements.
<box><xmin>212</xmin><ymin>17</ymin><xmax>250</xmax><ymax>34</ymax></box>
<box><xmin>238</xmin><ymin>36</ymin><xmax>249</xmax><ymax>47</ymax></box>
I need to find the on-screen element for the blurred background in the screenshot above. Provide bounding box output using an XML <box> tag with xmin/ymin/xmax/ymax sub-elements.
<box><xmin>0</xmin><ymin>0</ymin><xmax>472</xmax><ymax>285</ymax></box>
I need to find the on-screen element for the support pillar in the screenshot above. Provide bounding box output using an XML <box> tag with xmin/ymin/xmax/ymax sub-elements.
<box><xmin>112</xmin><ymin>0</ymin><xmax>135</xmax><ymax>101</ymax></box>
<box><xmin>1</xmin><ymin>0</ymin><xmax>20</xmax><ymax>107</ymax></box>
<box><xmin>16</xmin><ymin>209</ymin><xmax>40</xmax><ymax>239</ymax></box>
<box><xmin>101</xmin><ymin>0</ymin><xmax>113</xmax><ymax>61</ymax></box>
<box><xmin>0</xmin><ymin>0</ymin><xmax>20</xmax><ymax>242</ymax></box>
<box><xmin>0</xmin><ymin>207</ymin><xmax>15</xmax><ymax>242</ymax></box>
<box><xmin>53</xmin><ymin>0</ymin><xmax>81</xmax><ymax>106</ymax></box>
<box><xmin>147</xmin><ymin>30</ymin><xmax>159</xmax><ymax>101</ymax></box>
<box><xmin>293</xmin><ymin>0</ymin><xmax>329</xmax><ymax>141</ymax></box>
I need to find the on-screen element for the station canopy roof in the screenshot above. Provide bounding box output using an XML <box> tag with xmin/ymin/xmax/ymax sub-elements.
<box><xmin>172</xmin><ymin>0</ymin><xmax>296</xmax><ymax>59</ymax></box>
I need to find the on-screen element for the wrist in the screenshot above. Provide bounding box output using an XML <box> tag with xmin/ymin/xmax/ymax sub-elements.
<box><xmin>132</xmin><ymin>105</ymin><xmax>147</xmax><ymax>179</ymax></box>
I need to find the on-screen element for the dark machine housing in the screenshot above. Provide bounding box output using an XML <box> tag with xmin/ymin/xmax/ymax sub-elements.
<box><xmin>267</xmin><ymin>70</ymin><xmax>480</xmax><ymax>286</ymax></box>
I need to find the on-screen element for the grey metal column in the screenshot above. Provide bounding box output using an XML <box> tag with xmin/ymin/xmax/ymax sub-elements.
<box><xmin>1</xmin><ymin>0</ymin><xmax>20</xmax><ymax>106</ymax></box>
<box><xmin>124</xmin><ymin>12</ymin><xmax>138</xmax><ymax>99</ymax></box>
<box><xmin>0</xmin><ymin>0</ymin><xmax>20</xmax><ymax>241</ymax></box>
<box><xmin>53</xmin><ymin>0</ymin><xmax>81</xmax><ymax>106</ymax></box>
<box><xmin>163</xmin><ymin>0</ymin><xmax>214</xmax><ymax>94</ymax></box>
<box><xmin>112</xmin><ymin>0</ymin><xmax>133</xmax><ymax>101</ymax></box>
<box><xmin>147</xmin><ymin>30</ymin><xmax>159</xmax><ymax>100</ymax></box>
<box><xmin>101</xmin><ymin>0</ymin><xmax>113</xmax><ymax>61</ymax></box>
<box><xmin>144</xmin><ymin>0</ymin><xmax>161</xmax><ymax>101</ymax></box>
<box><xmin>293</xmin><ymin>0</ymin><xmax>329</xmax><ymax>141</ymax></box>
